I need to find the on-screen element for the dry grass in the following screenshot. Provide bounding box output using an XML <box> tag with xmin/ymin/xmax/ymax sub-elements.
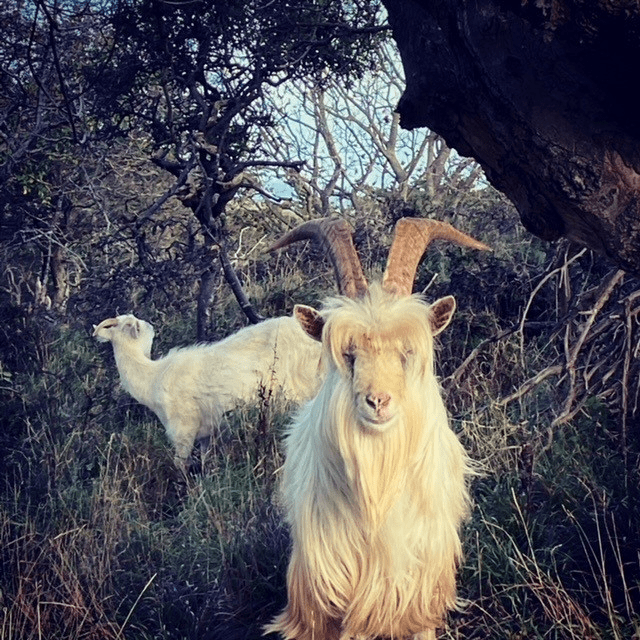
<box><xmin>1</xmin><ymin>212</ymin><xmax>639</xmax><ymax>639</ymax></box>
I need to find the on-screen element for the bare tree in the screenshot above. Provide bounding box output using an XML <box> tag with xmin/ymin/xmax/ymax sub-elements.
<box><xmin>260</xmin><ymin>42</ymin><xmax>484</xmax><ymax>228</ymax></box>
<box><xmin>91</xmin><ymin>0</ymin><xmax>387</xmax><ymax>324</ymax></box>
<box><xmin>1</xmin><ymin>0</ymin><xmax>388</xmax><ymax>327</ymax></box>
<box><xmin>0</xmin><ymin>1</ymin><xmax>110</xmax><ymax>314</ymax></box>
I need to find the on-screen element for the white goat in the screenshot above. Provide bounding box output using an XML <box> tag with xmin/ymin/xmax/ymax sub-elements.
<box><xmin>93</xmin><ymin>313</ymin><xmax>322</xmax><ymax>466</ymax></box>
<box><xmin>265</xmin><ymin>218</ymin><xmax>490</xmax><ymax>640</ymax></box>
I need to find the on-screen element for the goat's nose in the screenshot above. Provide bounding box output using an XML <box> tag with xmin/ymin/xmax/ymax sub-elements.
<box><xmin>365</xmin><ymin>392</ymin><xmax>391</xmax><ymax>412</ymax></box>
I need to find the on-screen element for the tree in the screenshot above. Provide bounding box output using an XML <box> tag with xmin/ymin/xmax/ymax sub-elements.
<box><xmin>90</xmin><ymin>0</ymin><xmax>387</xmax><ymax>326</ymax></box>
<box><xmin>383</xmin><ymin>0</ymin><xmax>640</xmax><ymax>274</ymax></box>
<box><xmin>260</xmin><ymin>41</ymin><xmax>483</xmax><ymax>227</ymax></box>
<box><xmin>0</xmin><ymin>0</ymin><xmax>387</xmax><ymax>332</ymax></box>
<box><xmin>0</xmin><ymin>0</ymin><xmax>110</xmax><ymax>314</ymax></box>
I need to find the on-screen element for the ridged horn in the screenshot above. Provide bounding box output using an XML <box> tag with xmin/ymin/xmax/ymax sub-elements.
<box><xmin>383</xmin><ymin>218</ymin><xmax>491</xmax><ymax>296</ymax></box>
<box><xmin>269</xmin><ymin>218</ymin><xmax>368</xmax><ymax>298</ymax></box>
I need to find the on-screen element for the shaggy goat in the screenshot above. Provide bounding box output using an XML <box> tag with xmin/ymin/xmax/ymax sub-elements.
<box><xmin>93</xmin><ymin>313</ymin><xmax>322</xmax><ymax>466</ymax></box>
<box><xmin>265</xmin><ymin>218</ymin><xmax>490</xmax><ymax>640</ymax></box>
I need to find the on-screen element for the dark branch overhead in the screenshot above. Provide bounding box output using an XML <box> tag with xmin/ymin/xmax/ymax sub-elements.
<box><xmin>383</xmin><ymin>0</ymin><xmax>640</xmax><ymax>273</ymax></box>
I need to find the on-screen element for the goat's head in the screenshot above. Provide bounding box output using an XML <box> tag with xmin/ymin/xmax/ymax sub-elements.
<box><xmin>271</xmin><ymin>218</ymin><xmax>490</xmax><ymax>432</ymax></box>
<box><xmin>93</xmin><ymin>314</ymin><xmax>155</xmax><ymax>358</ymax></box>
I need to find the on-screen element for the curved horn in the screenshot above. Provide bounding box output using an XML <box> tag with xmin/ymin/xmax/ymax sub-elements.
<box><xmin>382</xmin><ymin>218</ymin><xmax>491</xmax><ymax>296</ymax></box>
<box><xmin>270</xmin><ymin>218</ymin><xmax>368</xmax><ymax>298</ymax></box>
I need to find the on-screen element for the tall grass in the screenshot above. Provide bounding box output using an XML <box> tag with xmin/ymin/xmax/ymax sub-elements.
<box><xmin>1</xmin><ymin>204</ymin><xmax>639</xmax><ymax>638</ymax></box>
<box><xmin>0</xmin><ymin>317</ymin><xmax>291</xmax><ymax>639</ymax></box>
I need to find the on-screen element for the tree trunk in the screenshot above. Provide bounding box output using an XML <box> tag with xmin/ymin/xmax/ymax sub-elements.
<box><xmin>383</xmin><ymin>0</ymin><xmax>640</xmax><ymax>273</ymax></box>
<box><xmin>196</xmin><ymin>267</ymin><xmax>218</xmax><ymax>342</ymax></box>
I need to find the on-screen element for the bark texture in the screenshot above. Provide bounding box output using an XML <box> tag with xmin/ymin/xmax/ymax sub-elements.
<box><xmin>383</xmin><ymin>0</ymin><xmax>640</xmax><ymax>273</ymax></box>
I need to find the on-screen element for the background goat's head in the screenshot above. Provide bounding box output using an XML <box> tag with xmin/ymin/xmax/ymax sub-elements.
<box><xmin>93</xmin><ymin>314</ymin><xmax>155</xmax><ymax>359</ymax></box>
<box><xmin>271</xmin><ymin>218</ymin><xmax>490</xmax><ymax>433</ymax></box>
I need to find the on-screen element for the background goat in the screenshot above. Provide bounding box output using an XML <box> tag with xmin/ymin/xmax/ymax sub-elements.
<box><xmin>93</xmin><ymin>313</ymin><xmax>322</xmax><ymax>467</ymax></box>
<box><xmin>265</xmin><ymin>218</ymin><xmax>490</xmax><ymax>640</ymax></box>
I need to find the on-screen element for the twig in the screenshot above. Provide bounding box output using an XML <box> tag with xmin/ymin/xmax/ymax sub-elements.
<box><xmin>556</xmin><ymin>269</ymin><xmax>625</xmax><ymax>423</ymax></box>
<box><xmin>498</xmin><ymin>364</ymin><xmax>564</xmax><ymax>406</ymax></box>
<box><xmin>445</xmin><ymin>327</ymin><xmax>515</xmax><ymax>389</ymax></box>
<box><xmin>117</xmin><ymin>573</ymin><xmax>157</xmax><ymax>639</ymax></box>
<box><xmin>566</xmin><ymin>270</ymin><xmax>625</xmax><ymax>370</ymax></box>
<box><xmin>218</xmin><ymin>243</ymin><xmax>265</xmax><ymax>324</ymax></box>
<box><xmin>620</xmin><ymin>296</ymin><xmax>634</xmax><ymax>483</ymax></box>
<box><xmin>517</xmin><ymin>248</ymin><xmax>587</xmax><ymax>362</ymax></box>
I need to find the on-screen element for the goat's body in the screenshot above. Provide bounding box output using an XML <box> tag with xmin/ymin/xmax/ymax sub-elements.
<box><xmin>96</xmin><ymin>315</ymin><xmax>322</xmax><ymax>464</ymax></box>
<box><xmin>267</xmin><ymin>286</ymin><xmax>471</xmax><ymax>640</ymax></box>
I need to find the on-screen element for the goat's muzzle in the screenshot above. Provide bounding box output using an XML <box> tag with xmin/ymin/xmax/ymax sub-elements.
<box><xmin>356</xmin><ymin>390</ymin><xmax>398</xmax><ymax>431</ymax></box>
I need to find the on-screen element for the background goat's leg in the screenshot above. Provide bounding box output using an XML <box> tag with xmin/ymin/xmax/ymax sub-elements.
<box><xmin>171</xmin><ymin>430</ymin><xmax>196</xmax><ymax>472</ymax></box>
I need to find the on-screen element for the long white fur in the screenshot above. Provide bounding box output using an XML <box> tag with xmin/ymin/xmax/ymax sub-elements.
<box><xmin>266</xmin><ymin>284</ymin><xmax>472</xmax><ymax>640</ymax></box>
<box><xmin>93</xmin><ymin>314</ymin><xmax>322</xmax><ymax>465</ymax></box>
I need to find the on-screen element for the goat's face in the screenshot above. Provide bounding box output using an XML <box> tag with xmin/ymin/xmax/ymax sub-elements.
<box><xmin>93</xmin><ymin>314</ymin><xmax>155</xmax><ymax>357</ymax></box>
<box><xmin>295</xmin><ymin>285</ymin><xmax>456</xmax><ymax>433</ymax></box>
<box><xmin>342</xmin><ymin>330</ymin><xmax>410</xmax><ymax>430</ymax></box>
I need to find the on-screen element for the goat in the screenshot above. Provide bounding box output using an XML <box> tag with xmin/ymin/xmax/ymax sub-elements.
<box><xmin>265</xmin><ymin>218</ymin><xmax>490</xmax><ymax>640</ymax></box>
<box><xmin>93</xmin><ymin>313</ymin><xmax>322</xmax><ymax>467</ymax></box>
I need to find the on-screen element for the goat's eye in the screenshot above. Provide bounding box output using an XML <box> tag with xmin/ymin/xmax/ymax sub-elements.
<box><xmin>342</xmin><ymin>351</ymin><xmax>355</xmax><ymax>370</ymax></box>
<box><xmin>401</xmin><ymin>348</ymin><xmax>415</xmax><ymax>367</ymax></box>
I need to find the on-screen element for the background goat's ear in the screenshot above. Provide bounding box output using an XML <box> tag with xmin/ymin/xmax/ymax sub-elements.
<box><xmin>429</xmin><ymin>295</ymin><xmax>456</xmax><ymax>335</ymax></box>
<box><xmin>294</xmin><ymin>304</ymin><xmax>324</xmax><ymax>342</ymax></box>
<box><xmin>124</xmin><ymin>319</ymin><xmax>140</xmax><ymax>340</ymax></box>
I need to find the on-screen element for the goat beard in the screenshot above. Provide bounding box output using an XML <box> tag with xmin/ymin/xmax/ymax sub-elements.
<box><xmin>334</xmin><ymin>386</ymin><xmax>427</xmax><ymax>531</ymax></box>
<box><xmin>297</xmin><ymin>378</ymin><xmax>456</xmax><ymax>636</ymax></box>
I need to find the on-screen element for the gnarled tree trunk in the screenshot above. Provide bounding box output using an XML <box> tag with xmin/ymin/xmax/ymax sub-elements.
<box><xmin>383</xmin><ymin>0</ymin><xmax>640</xmax><ymax>273</ymax></box>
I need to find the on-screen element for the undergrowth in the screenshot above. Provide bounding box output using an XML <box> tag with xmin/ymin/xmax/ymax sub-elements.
<box><xmin>1</xmin><ymin>200</ymin><xmax>639</xmax><ymax>639</ymax></box>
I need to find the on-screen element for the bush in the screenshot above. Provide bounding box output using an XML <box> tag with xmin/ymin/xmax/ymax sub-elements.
<box><xmin>1</xmin><ymin>190</ymin><xmax>639</xmax><ymax>638</ymax></box>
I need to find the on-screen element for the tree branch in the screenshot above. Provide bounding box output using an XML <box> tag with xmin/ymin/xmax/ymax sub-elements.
<box><xmin>217</xmin><ymin>243</ymin><xmax>265</xmax><ymax>324</ymax></box>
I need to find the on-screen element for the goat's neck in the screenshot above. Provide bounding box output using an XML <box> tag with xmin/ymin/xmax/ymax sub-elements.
<box><xmin>112</xmin><ymin>343</ymin><xmax>157</xmax><ymax>405</ymax></box>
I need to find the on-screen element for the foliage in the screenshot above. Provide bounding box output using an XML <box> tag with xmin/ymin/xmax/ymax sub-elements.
<box><xmin>1</xmin><ymin>0</ymin><xmax>387</xmax><ymax>333</ymax></box>
<box><xmin>93</xmin><ymin>0</ymin><xmax>388</xmax><ymax>230</ymax></box>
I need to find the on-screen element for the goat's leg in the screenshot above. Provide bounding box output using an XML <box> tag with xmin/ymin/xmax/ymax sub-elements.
<box><xmin>170</xmin><ymin>429</ymin><xmax>196</xmax><ymax>472</ymax></box>
<box><xmin>173</xmin><ymin>453</ymin><xmax>191</xmax><ymax>476</ymax></box>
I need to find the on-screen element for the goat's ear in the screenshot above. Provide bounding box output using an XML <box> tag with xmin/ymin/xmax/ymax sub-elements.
<box><xmin>429</xmin><ymin>295</ymin><xmax>456</xmax><ymax>335</ymax></box>
<box><xmin>294</xmin><ymin>304</ymin><xmax>324</xmax><ymax>342</ymax></box>
<box><xmin>124</xmin><ymin>319</ymin><xmax>140</xmax><ymax>340</ymax></box>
